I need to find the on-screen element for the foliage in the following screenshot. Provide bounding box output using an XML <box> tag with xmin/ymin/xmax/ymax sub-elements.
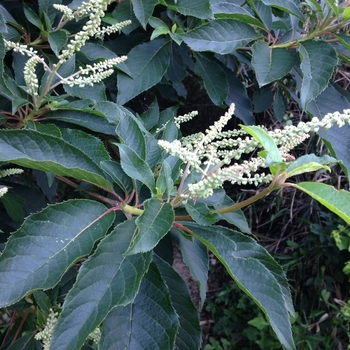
<box><xmin>0</xmin><ymin>0</ymin><xmax>349</xmax><ymax>349</ymax></box>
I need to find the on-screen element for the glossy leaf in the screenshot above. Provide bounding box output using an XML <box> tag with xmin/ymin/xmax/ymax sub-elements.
<box><xmin>185</xmin><ymin>202</ymin><xmax>220</xmax><ymax>226</ymax></box>
<box><xmin>100</xmin><ymin>262</ymin><xmax>179</xmax><ymax>350</ymax></box>
<box><xmin>127</xmin><ymin>198</ymin><xmax>174</xmax><ymax>255</ymax></box>
<box><xmin>154</xmin><ymin>255</ymin><xmax>202</xmax><ymax>349</ymax></box>
<box><xmin>117</xmin><ymin>39</ymin><xmax>171</xmax><ymax>105</ymax></box>
<box><xmin>0</xmin><ymin>200</ymin><xmax>115</xmax><ymax>306</ymax></box>
<box><xmin>100</xmin><ymin>160</ymin><xmax>133</xmax><ymax>194</ymax></box>
<box><xmin>193</xmin><ymin>53</ymin><xmax>228</xmax><ymax>106</ymax></box>
<box><xmin>0</xmin><ymin>130</ymin><xmax>113</xmax><ymax>190</ymax></box>
<box><xmin>252</xmin><ymin>41</ymin><xmax>297</xmax><ymax>87</ymax></box>
<box><xmin>298</xmin><ymin>40</ymin><xmax>338</xmax><ymax>108</ymax></box>
<box><xmin>295</xmin><ymin>182</ymin><xmax>350</xmax><ymax>225</ymax></box>
<box><xmin>181</xmin><ymin>19</ymin><xmax>259</xmax><ymax>54</ymax></box>
<box><xmin>183</xmin><ymin>223</ymin><xmax>295</xmax><ymax>350</ymax></box>
<box><xmin>50</xmin><ymin>219</ymin><xmax>153</xmax><ymax>349</ymax></box>
<box><xmin>241</xmin><ymin>125</ymin><xmax>282</xmax><ymax>163</ymax></box>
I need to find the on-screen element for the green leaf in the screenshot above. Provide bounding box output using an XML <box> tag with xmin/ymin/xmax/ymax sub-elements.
<box><xmin>261</xmin><ymin>0</ymin><xmax>304</xmax><ymax>20</ymax></box>
<box><xmin>0</xmin><ymin>130</ymin><xmax>113</xmax><ymax>190</ymax></box>
<box><xmin>193</xmin><ymin>53</ymin><xmax>228</xmax><ymax>106</ymax></box>
<box><xmin>298</xmin><ymin>40</ymin><xmax>338</xmax><ymax>108</ymax></box>
<box><xmin>100</xmin><ymin>160</ymin><xmax>133</xmax><ymax>194</ymax></box>
<box><xmin>45</xmin><ymin>107</ymin><xmax>116</xmax><ymax>135</ymax></box>
<box><xmin>132</xmin><ymin>0</ymin><xmax>159</xmax><ymax>29</ymax></box>
<box><xmin>170</xmin><ymin>229</ymin><xmax>208</xmax><ymax>308</ymax></box>
<box><xmin>183</xmin><ymin>223</ymin><xmax>295</xmax><ymax>350</ymax></box>
<box><xmin>212</xmin><ymin>2</ymin><xmax>265</xmax><ymax>28</ymax></box>
<box><xmin>0</xmin><ymin>200</ymin><xmax>115</xmax><ymax>306</ymax></box>
<box><xmin>295</xmin><ymin>182</ymin><xmax>350</xmax><ymax>225</ymax></box>
<box><xmin>212</xmin><ymin>195</ymin><xmax>251</xmax><ymax>234</ymax></box>
<box><xmin>154</xmin><ymin>255</ymin><xmax>202</xmax><ymax>349</ymax></box>
<box><xmin>252</xmin><ymin>41</ymin><xmax>297</xmax><ymax>87</ymax></box>
<box><xmin>112</xmin><ymin>1</ymin><xmax>139</xmax><ymax>35</ymax></box>
<box><xmin>116</xmin><ymin>114</ymin><xmax>146</xmax><ymax>159</ymax></box>
<box><xmin>23</xmin><ymin>4</ymin><xmax>42</xmax><ymax>29</ymax></box>
<box><xmin>48</xmin><ymin>30</ymin><xmax>67</xmax><ymax>57</ymax></box>
<box><xmin>156</xmin><ymin>161</ymin><xmax>174</xmax><ymax>197</ymax></box>
<box><xmin>63</xmin><ymin>82</ymin><xmax>106</xmax><ymax>102</ymax></box>
<box><xmin>286</xmin><ymin>154</ymin><xmax>337</xmax><ymax>177</ymax></box>
<box><xmin>241</xmin><ymin>125</ymin><xmax>282</xmax><ymax>163</ymax></box>
<box><xmin>343</xmin><ymin>6</ymin><xmax>350</xmax><ymax>22</ymax></box>
<box><xmin>50</xmin><ymin>219</ymin><xmax>152</xmax><ymax>349</ymax></box>
<box><xmin>181</xmin><ymin>19</ymin><xmax>259</xmax><ymax>54</ymax></box>
<box><xmin>39</xmin><ymin>0</ymin><xmax>61</xmax><ymax>20</ymax></box>
<box><xmin>100</xmin><ymin>261</ymin><xmax>179</xmax><ymax>349</ymax></box>
<box><xmin>0</xmin><ymin>192</ymin><xmax>25</xmax><ymax>223</ymax></box>
<box><xmin>185</xmin><ymin>202</ymin><xmax>220</xmax><ymax>226</ymax></box>
<box><xmin>117</xmin><ymin>39</ymin><xmax>171</xmax><ymax>105</ymax></box>
<box><xmin>318</xmin><ymin>123</ymin><xmax>350</xmax><ymax>179</ymax></box>
<box><xmin>127</xmin><ymin>198</ymin><xmax>174</xmax><ymax>255</ymax></box>
<box><xmin>165</xmin><ymin>0</ymin><xmax>213</xmax><ymax>19</ymax></box>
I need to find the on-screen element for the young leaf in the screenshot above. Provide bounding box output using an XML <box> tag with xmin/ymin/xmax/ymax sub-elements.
<box><xmin>185</xmin><ymin>202</ymin><xmax>220</xmax><ymax>226</ymax></box>
<box><xmin>117</xmin><ymin>39</ymin><xmax>171</xmax><ymax>105</ymax></box>
<box><xmin>126</xmin><ymin>198</ymin><xmax>174</xmax><ymax>255</ymax></box>
<box><xmin>294</xmin><ymin>182</ymin><xmax>350</xmax><ymax>225</ymax></box>
<box><xmin>252</xmin><ymin>41</ymin><xmax>297</xmax><ymax>87</ymax></box>
<box><xmin>100</xmin><ymin>262</ymin><xmax>179</xmax><ymax>350</ymax></box>
<box><xmin>0</xmin><ymin>200</ymin><xmax>115</xmax><ymax>306</ymax></box>
<box><xmin>181</xmin><ymin>19</ymin><xmax>259</xmax><ymax>54</ymax></box>
<box><xmin>183</xmin><ymin>223</ymin><xmax>295</xmax><ymax>350</ymax></box>
<box><xmin>241</xmin><ymin>125</ymin><xmax>282</xmax><ymax>163</ymax></box>
<box><xmin>117</xmin><ymin>144</ymin><xmax>156</xmax><ymax>193</ymax></box>
<box><xmin>298</xmin><ymin>40</ymin><xmax>338</xmax><ymax>108</ymax></box>
<box><xmin>50</xmin><ymin>219</ymin><xmax>153</xmax><ymax>350</ymax></box>
<box><xmin>193</xmin><ymin>53</ymin><xmax>228</xmax><ymax>106</ymax></box>
<box><xmin>154</xmin><ymin>255</ymin><xmax>202</xmax><ymax>349</ymax></box>
<box><xmin>0</xmin><ymin>130</ymin><xmax>113</xmax><ymax>190</ymax></box>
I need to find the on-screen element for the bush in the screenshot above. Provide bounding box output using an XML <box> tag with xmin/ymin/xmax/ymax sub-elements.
<box><xmin>0</xmin><ymin>1</ymin><xmax>350</xmax><ymax>349</ymax></box>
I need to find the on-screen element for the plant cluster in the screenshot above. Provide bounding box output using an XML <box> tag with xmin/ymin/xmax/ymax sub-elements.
<box><xmin>0</xmin><ymin>0</ymin><xmax>350</xmax><ymax>349</ymax></box>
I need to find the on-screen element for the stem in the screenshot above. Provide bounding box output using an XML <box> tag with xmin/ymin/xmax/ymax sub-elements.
<box><xmin>122</xmin><ymin>204</ymin><xmax>144</xmax><ymax>216</ymax></box>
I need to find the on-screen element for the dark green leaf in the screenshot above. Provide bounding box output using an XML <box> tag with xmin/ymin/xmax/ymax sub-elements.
<box><xmin>45</xmin><ymin>108</ymin><xmax>116</xmax><ymax>135</ymax></box>
<box><xmin>100</xmin><ymin>160</ymin><xmax>133</xmax><ymax>194</ymax></box>
<box><xmin>0</xmin><ymin>130</ymin><xmax>113</xmax><ymax>190</ymax></box>
<box><xmin>50</xmin><ymin>219</ymin><xmax>152</xmax><ymax>349</ymax></box>
<box><xmin>298</xmin><ymin>40</ymin><xmax>338</xmax><ymax>108</ymax></box>
<box><xmin>118</xmin><ymin>144</ymin><xmax>156</xmax><ymax>193</ymax></box>
<box><xmin>100</xmin><ymin>261</ymin><xmax>179</xmax><ymax>350</ymax></box>
<box><xmin>112</xmin><ymin>1</ymin><xmax>139</xmax><ymax>34</ymax></box>
<box><xmin>273</xmin><ymin>89</ymin><xmax>287</xmax><ymax>121</ymax></box>
<box><xmin>0</xmin><ymin>192</ymin><xmax>25</xmax><ymax>223</ymax></box>
<box><xmin>132</xmin><ymin>0</ymin><xmax>159</xmax><ymax>29</ymax></box>
<box><xmin>166</xmin><ymin>0</ymin><xmax>213</xmax><ymax>19</ymax></box>
<box><xmin>295</xmin><ymin>182</ymin><xmax>350</xmax><ymax>225</ymax></box>
<box><xmin>48</xmin><ymin>30</ymin><xmax>67</xmax><ymax>57</ymax></box>
<box><xmin>250</xmin><ymin>0</ymin><xmax>272</xmax><ymax>30</ymax></box>
<box><xmin>183</xmin><ymin>223</ymin><xmax>295</xmax><ymax>350</ymax></box>
<box><xmin>39</xmin><ymin>0</ymin><xmax>61</xmax><ymax>20</ymax></box>
<box><xmin>127</xmin><ymin>198</ymin><xmax>174</xmax><ymax>255</ymax></box>
<box><xmin>252</xmin><ymin>41</ymin><xmax>297</xmax><ymax>87</ymax></box>
<box><xmin>212</xmin><ymin>2</ymin><xmax>265</xmax><ymax>28</ymax></box>
<box><xmin>156</xmin><ymin>161</ymin><xmax>174</xmax><ymax>197</ymax></box>
<box><xmin>0</xmin><ymin>200</ymin><xmax>115</xmax><ymax>306</ymax></box>
<box><xmin>116</xmin><ymin>114</ymin><xmax>146</xmax><ymax>159</ymax></box>
<box><xmin>181</xmin><ymin>19</ymin><xmax>259</xmax><ymax>54</ymax></box>
<box><xmin>170</xmin><ymin>229</ymin><xmax>208</xmax><ymax>308</ymax></box>
<box><xmin>23</xmin><ymin>4</ymin><xmax>42</xmax><ymax>29</ymax></box>
<box><xmin>64</xmin><ymin>82</ymin><xmax>106</xmax><ymax>102</ymax></box>
<box><xmin>193</xmin><ymin>53</ymin><xmax>228</xmax><ymax>106</ymax></box>
<box><xmin>261</xmin><ymin>0</ymin><xmax>304</xmax><ymax>20</ymax></box>
<box><xmin>154</xmin><ymin>255</ymin><xmax>202</xmax><ymax>350</ymax></box>
<box><xmin>185</xmin><ymin>202</ymin><xmax>220</xmax><ymax>226</ymax></box>
<box><xmin>117</xmin><ymin>39</ymin><xmax>171</xmax><ymax>104</ymax></box>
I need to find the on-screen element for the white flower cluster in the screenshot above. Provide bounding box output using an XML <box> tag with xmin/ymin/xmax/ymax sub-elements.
<box><xmin>5</xmin><ymin>41</ymin><xmax>38</xmax><ymax>58</ymax></box>
<box><xmin>0</xmin><ymin>187</ymin><xmax>8</xmax><ymax>198</ymax></box>
<box><xmin>174</xmin><ymin>110</ymin><xmax>198</xmax><ymax>128</ymax></box>
<box><xmin>35</xmin><ymin>308</ymin><xmax>58</xmax><ymax>350</ymax></box>
<box><xmin>158</xmin><ymin>106</ymin><xmax>350</xmax><ymax>199</ymax></box>
<box><xmin>35</xmin><ymin>307</ymin><xmax>101</xmax><ymax>349</ymax></box>
<box><xmin>95</xmin><ymin>20</ymin><xmax>132</xmax><ymax>39</ymax></box>
<box><xmin>0</xmin><ymin>168</ymin><xmax>23</xmax><ymax>198</ymax></box>
<box><xmin>24</xmin><ymin>56</ymin><xmax>40</xmax><ymax>96</ymax></box>
<box><xmin>62</xmin><ymin>56</ymin><xmax>127</xmax><ymax>87</ymax></box>
<box><xmin>52</xmin><ymin>4</ymin><xmax>75</xmax><ymax>20</ymax></box>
